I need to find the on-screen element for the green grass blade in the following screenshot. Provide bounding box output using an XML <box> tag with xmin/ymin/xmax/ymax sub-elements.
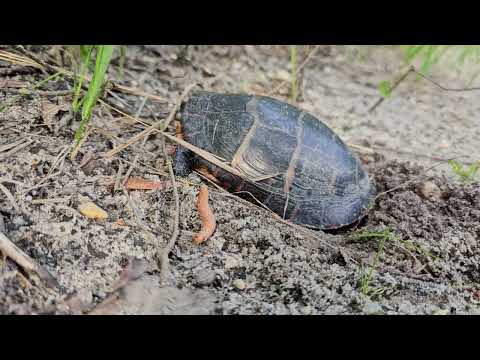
<box><xmin>72</xmin><ymin>46</ymin><xmax>94</xmax><ymax>113</ymax></box>
<box><xmin>75</xmin><ymin>45</ymin><xmax>114</xmax><ymax>143</ymax></box>
<box><xmin>404</xmin><ymin>45</ymin><xmax>424</xmax><ymax>63</ymax></box>
<box><xmin>79</xmin><ymin>45</ymin><xmax>93</xmax><ymax>63</ymax></box>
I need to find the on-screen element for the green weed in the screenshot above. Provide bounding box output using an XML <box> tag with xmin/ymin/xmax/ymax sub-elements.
<box><xmin>448</xmin><ymin>159</ymin><xmax>479</xmax><ymax>182</ymax></box>
<box><xmin>378</xmin><ymin>80</ymin><xmax>392</xmax><ymax>98</ymax></box>
<box><xmin>376</xmin><ymin>45</ymin><xmax>480</xmax><ymax>99</ymax></box>
<box><xmin>357</xmin><ymin>229</ymin><xmax>393</xmax><ymax>297</ymax></box>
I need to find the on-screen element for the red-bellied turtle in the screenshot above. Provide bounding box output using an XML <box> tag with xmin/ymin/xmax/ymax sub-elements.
<box><xmin>174</xmin><ymin>91</ymin><xmax>374</xmax><ymax>229</ymax></box>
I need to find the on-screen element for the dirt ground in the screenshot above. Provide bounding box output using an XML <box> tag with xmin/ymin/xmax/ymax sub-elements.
<box><xmin>0</xmin><ymin>45</ymin><xmax>479</xmax><ymax>315</ymax></box>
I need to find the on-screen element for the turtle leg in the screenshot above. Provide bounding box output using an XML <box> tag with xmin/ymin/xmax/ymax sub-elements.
<box><xmin>173</xmin><ymin>146</ymin><xmax>194</xmax><ymax>177</ymax></box>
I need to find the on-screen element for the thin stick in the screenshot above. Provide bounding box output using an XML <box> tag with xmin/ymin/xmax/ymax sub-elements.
<box><xmin>0</xmin><ymin>182</ymin><xmax>21</xmax><ymax>213</ymax></box>
<box><xmin>6</xmin><ymin>47</ymin><xmax>157</xmax><ymax>118</ymax></box>
<box><xmin>412</xmin><ymin>68</ymin><xmax>480</xmax><ymax>92</ymax></box>
<box><xmin>11</xmin><ymin>46</ymin><xmax>58</xmax><ymax>72</ymax></box>
<box><xmin>367</xmin><ymin>144</ymin><xmax>475</xmax><ymax>165</ymax></box>
<box><xmin>69</xmin><ymin>128</ymin><xmax>92</xmax><ymax>161</ymax></box>
<box><xmin>114</xmin><ymin>159</ymin><xmax>125</xmax><ymax>192</ymax></box>
<box><xmin>102</xmin><ymin>83</ymin><xmax>197</xmax><ymax>158</ymax></box>
<box><xmin>11</xmin><ymin>46</ymin><xmax>169</xmax><ymax>102</ymax></box>
<box><xmin>0</xmin><ymin>139</ymin><xmax>34</xmax><ymax>161</ymax></box>
<box><xmin>368</xmin><ymin>66</ymin><xmax>414</xmax><ymax>113</ymax></box>
<box><xmin>268</xmin><ymin>45</ymin><xmax>321</xmax><ymax>97</ymax></box>
<box><xmin>1</xmin><ymin>88</ymin><xmax>73</xmax><ymax>96</ymax></box>
<box><xmin>0</xmin><ymin>139</ymin><xmax>27</xmax><ymax>153</ymax></box>
<box><xmin>0</xmin><ymin>231</ymin><xmax>58</xmax><ymax>288</ymax></box>
<box><xmin>122</xmin><ymin>97</ymin><xmax>148</xmax><ymax>186</ymax></box>
<box><xmin>110</xmin><ymin>85</ymin><xmax>169</xmax><ymax>103</ymax></box>
<box><xmin>369</xmin><ymin>65</ymin><xmax>480</xmax><ymax>114</ymax></box>
<box><xmin>158</xmin><ymin>137</ymin><xmax>180</xmax><ymax>286</ymax></box>
<box><xmin>0</xmin><ymin>50</ymin><xmax>42</xmax><ymax>69</ymax></box>
<box><xmin>101</xmin><ymin>100</ymin><xmax>245</xmax><ymax>178</ymax></box>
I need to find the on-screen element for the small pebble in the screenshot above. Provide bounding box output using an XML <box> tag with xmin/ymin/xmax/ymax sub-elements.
<box><xmin>225</xmin><ymin>255</ymin><xmax>240</xmax><ymax>269</ymax></box>
<box><xmin>195</xmin><ymin>269</ymin><xmax>216</xmax><ymax>286</ymax></box>
<box><xmin>232</xmin><ymin>279</ymin><xmax>246</xmax><ymax>290</ymax></box>
<box><xmin>300</xmin><ymin>305</ymin><xmax>313</xmax><ymax>315</ymax></box>
<box><xmin>363</xmin><ymin>301</ymin><xmax>384</xmax><ymax>315</ymax></box>
<box><xmin>397</xmin><ymin>301</ymin><xmax>415</xmax><ymax>314</ymax></box>
<box><xmin>432</xmin><ymin>308</ymin><xmax>450</xmax><ymax>315</ymax></box>
<box><xmin>418</xmin><ymin>181</ymin><xmax>442</xmax><ymax>201</ymax></box>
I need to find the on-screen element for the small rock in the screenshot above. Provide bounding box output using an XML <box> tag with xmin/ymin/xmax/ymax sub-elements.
<box><xmin>232</xmin><ymin>279</ymin><xmax>246</xmax><ymax>290</ymax></box>
<box><xmin>195</xmin><ymin>269</ymin><xmax>216</xmax><ymax>286</ymax></box>
<box><xmin>325</xmin><ymin>305</ymin><xmax>346</xmax><ymax>315</ymax></box>
<box><xmin>273</xmin><ymin>69</ymin><xmax>290</xmax><ymax>82</ymax></box>
<box><xmin>225</xmin><ymin>255</ymin><xmax>240</xmax><ymax>269</ymax></box>
<box><xmin>418</xmin><ymin>181</ymin><xmax>442</xmax><ymax>201</ymax></box>
<box><xmin>397</xmin><ymin>301</ymin><xmax>415</xmax><ymax>314</ymax></box>
<box><xmin>363</xmin><ymin>301</ymin><xmax>384</xmax><ymax>315</ymax></box>
<box><xmin>432</xmin><ymin>308</ymin><xmax>450</xmax><ymax>315</ymax></box>
<box><xmin>300</xmin><ymin>305</ymin><xmax>313</xmax><ymax>315</ymax></box>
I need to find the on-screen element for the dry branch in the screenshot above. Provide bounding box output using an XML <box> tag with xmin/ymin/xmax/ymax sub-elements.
<box><xmin>0</xmin><ymin>232</ymin><xmax>58</xmax><ymax>288</ymax></box>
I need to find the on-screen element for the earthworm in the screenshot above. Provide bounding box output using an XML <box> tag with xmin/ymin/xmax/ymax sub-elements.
<box><xmin>193</xmin><ymin>185</ymin><xmax>216</xmax><ymax>245</ymax></box>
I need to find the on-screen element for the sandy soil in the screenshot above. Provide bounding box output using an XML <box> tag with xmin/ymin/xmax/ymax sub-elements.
<box><xmin>0</xmin><ymin>45</ymin><xmax>479</xmax><ymax>315</ymax></box>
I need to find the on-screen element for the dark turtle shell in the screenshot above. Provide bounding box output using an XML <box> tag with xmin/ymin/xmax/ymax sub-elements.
<box><xmin>176</xmin><ymin>91</ymin><xmax>374</xmax><ymax>229</ymax></box>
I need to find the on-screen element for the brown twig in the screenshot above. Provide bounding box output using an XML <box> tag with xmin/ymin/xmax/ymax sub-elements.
<box><xmin>0</xmin><ymin>87</ymin><xmax>73</xmax><ymax>96</ymax></box>
<box><xmin>101</xmin><ymin>99</ymin><xmax>244</xmax><ymax>178</ymax></box>
<box><xmin>110</xmin><ymin>85</ymin><xmax>169</xmax><ymax>103</ymax></box>
<box><xmin>364</xmin><ymin>144</ymin><xmax>476</xmax><ymax>165</ymax></box>
<box><xmin>0</xmin><ymin>139</ymin><xmax>34</xmax><ymax>161</ymax></box>
<box><xmin>69</xmin><ymin>128</ymin><xmax>92</xmax><ymax>161</ymax></box>
<box><xmin>0</xmin><ymin>182</ymin><xmax>21</xmax><ymax>213</ymax></box>
<box><xmin>103</xmin><ymin>83</ymin><xmax>197</xmax><ymax>158</ymax></box>
<box><xmin>0</xmin><ymin>231</ymin><xmax>58</xmax><ymax>288</ymax></box>
<box><xmin>369</xmin><ymin>65</ymin><xmax>480</xmax><ymax>114</ymax></box>
<box><xmin>122</xmin><ymin>97</ymin><xmax>148</xmax><ymax>186</ymax></box>
<box><xmin>368</xmin><ymin>66</ymin><xmax>415</xmax><ymax>113</ymax></box>
<box><xmin>412</xmin><ymin>69</ymin><xmax>480</xmax><ymax>92</ymax></box>
<box><xmin>158</xmin><ymin>137</ymin><xmax>180</xmax><ymax>286</ymax></box>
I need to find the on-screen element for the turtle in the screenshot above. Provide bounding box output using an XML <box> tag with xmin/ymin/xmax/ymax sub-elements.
<box><xmin>174</xmin><ymin>91</ymin><xmax>374</xmax><ymax>229</ymax></box>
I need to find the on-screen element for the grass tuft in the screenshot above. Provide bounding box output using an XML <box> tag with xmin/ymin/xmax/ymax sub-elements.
<box><xmin>356</xmin><ymin>229</ymin><xmax>394</xmax><ymax>297</ymax></box>
<box><xmin>448</xmin><ymin>159</ymin><xmax>479</xmax><ymax>182</ymax></box>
